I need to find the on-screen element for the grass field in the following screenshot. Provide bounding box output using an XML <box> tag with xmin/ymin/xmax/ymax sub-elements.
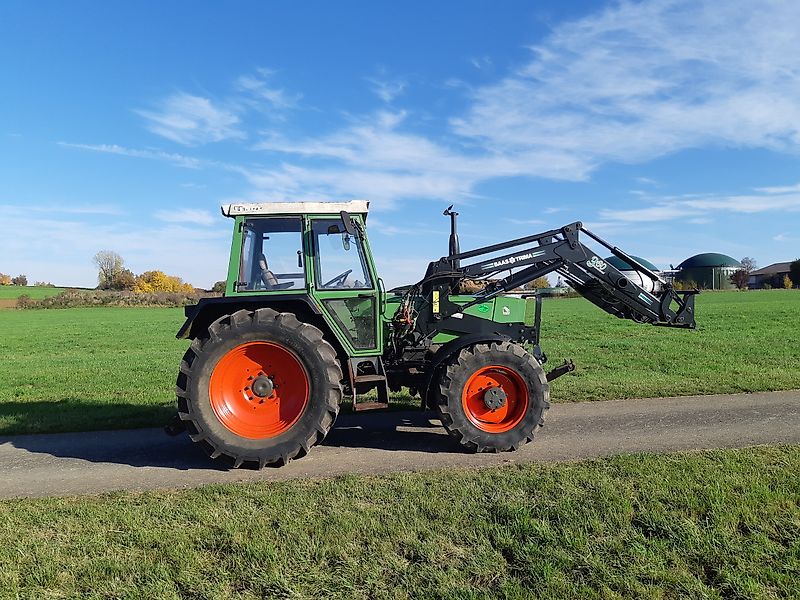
<box><xmin>0</xmin><ymin>445</ymin><xmax>797</xmax><ymax>599</ymax></box>
<box><xmin>0</xmin><ymin>290</ymin><xmax>798</xmax><ymax>435</ymax></box>
<box><xmin>0</xmin><ymin>285</ymin><xmax>67</xmax><ymax>300</ymax></box>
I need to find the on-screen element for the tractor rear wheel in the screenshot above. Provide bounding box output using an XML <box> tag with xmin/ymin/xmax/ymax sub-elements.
<box><xmin>435</xmin><ymin>342</ymin><xmax>549</xmax><ymax>452</ymax></box>
<box><xmin>176</xmin><ymin>308</ymin><xmax>342</xmax><ymax>468</ymax></box>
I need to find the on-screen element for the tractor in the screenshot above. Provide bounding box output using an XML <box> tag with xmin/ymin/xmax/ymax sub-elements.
<box><xmin>172</xmin><ymin>200</ymin><xmax>697</xmax><ymax>468</ymax></box>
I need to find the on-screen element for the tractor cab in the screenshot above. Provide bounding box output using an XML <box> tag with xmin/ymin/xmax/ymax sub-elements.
<box><xmin>219</xmin><ymin>200</ymin><xmax>382</xmax><ymax>355</ymax></box>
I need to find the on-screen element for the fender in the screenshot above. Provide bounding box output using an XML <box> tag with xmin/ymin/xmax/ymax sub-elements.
<box><xmin>176</xmin><ymin>294</ymin><xmax>321</xmax><ymax>340</ymax></box>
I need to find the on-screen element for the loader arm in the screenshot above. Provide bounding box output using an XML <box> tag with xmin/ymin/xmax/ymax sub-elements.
<box><xmin>407</xmin><ymin>221</ymin><xmax>697</xmax><ymax>336</ymax></box>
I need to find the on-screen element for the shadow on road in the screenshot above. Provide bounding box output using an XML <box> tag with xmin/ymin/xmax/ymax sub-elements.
<box><xmin>323</xmin><ymin>411</ymin><xmax>460</xmax><ymax>453</ymax></box>
<box><xmin>2</xmin><ymin>409</ymin><xmax>459</xmax><ymax>471</ymax></box>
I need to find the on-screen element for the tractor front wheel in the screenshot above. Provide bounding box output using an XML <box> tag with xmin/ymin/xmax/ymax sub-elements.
<box><xmin>176</xmin><ymin>308</ymin><xmax>342</xmax><ymax>468</ymax></box>
<box><xmin>435</xmin><ymin>342</ymin><xmax>549</xmax><ymax>452</ymax></box>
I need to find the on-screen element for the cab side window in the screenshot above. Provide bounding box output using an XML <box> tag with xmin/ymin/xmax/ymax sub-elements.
<box><xmin>311</xmin><ymin>219</ymin><xmax>372</xmax><ymax>290</ymax></box>
<box><xmin>239</xmin><ymin>217</ymin><xmax>304</xmax><ymax>291</ymax></box>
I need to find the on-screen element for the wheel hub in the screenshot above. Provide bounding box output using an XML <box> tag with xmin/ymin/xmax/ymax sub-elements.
<box><xmin>251</xmin><ymin>375</ymin><xmax>274</xmax><ymax>398</ymax></box>
<box><xmin>208</xmin><ymin>341</ymin><xmax>309</xmax><ymax>440</ymax></box>
<box><xmin>483</xmin><ymin>386</ymin><xmax>507</xmax><ymax>410</ymax></box>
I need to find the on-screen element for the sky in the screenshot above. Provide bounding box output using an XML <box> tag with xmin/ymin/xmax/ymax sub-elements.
<box><xmin>1</xmin><ymin>0</ymin><xmax>799</xmax><ymax>289</ymax></box>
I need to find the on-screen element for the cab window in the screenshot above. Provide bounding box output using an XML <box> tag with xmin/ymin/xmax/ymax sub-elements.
<box><xmin>311</xmin><ymin>219</ymin><xmax>372</xmax><ymax>290</ymax></box>
<box><xmin>239</xmin><ymin>217</ymin><xmax>304</xmax><ymax>291</ymax></box>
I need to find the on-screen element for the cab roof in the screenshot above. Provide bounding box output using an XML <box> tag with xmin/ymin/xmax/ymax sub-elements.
<box><xmin>221</xmin><ymin>200</ymin><xmax>369</xmax><ymax>218</ymax></box>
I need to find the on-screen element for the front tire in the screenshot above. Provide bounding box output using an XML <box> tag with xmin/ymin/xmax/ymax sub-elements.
<box><xmin>436</xmin><ymin>342</ymin><xmax>549</xmax><ymax>452</ymax></box>
<box><xmin>176</xmin><ymin>309</ymin><xmax>342</xmax><ymax>468</ymax></box>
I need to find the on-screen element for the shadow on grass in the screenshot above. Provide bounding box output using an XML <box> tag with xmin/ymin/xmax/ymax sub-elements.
<box><xmin>0</xmin><ymin>400</ymin><xmax>459</xmax><ymax>471</ymax></box>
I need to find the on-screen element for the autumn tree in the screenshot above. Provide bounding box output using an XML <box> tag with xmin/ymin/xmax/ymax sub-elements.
<box><xmin>133</xmin><ymin>270</ymin><xmax>195</xmax><ymax>294</ymax></box>
<box><xmin>11</xmin><ymin>274</ymin><xmax>28</xmax><ymax>286</ymax></box>
<box><xmin>93</xmin><ymin>250</ymin><xmax>126</xmax><ymax>289</ymax></box>
<box><xmin>524</xmin><ymin>276</ymin><xmax>551</xmax><ymax>290</ymax></box>
<box><xmin>111</xmin><ymin>268</ymin><xmax>136</xmax><ymax>291</ymax></box>
<box><xmin>0</xmin><ymin>273</ymin><xmax>10</xmax><ymax>285</ymax></box>
<box><xmin>783</xmin><ymin>275</ymin><xmax>793</xmax><ymax>289</ymax></box>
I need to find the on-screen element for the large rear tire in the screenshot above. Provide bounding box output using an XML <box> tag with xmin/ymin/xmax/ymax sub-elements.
<box><xmin>436</xmin><ymin>342</ymin><xmax>549</xmax><ymax>452</ymax></box>
<box><xmin>176</xmin><ymin>308</ymin><xmax>342</xmax><ymax>468</ymax></box>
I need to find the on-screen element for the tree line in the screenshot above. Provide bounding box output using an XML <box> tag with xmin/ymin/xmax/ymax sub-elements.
<box><xmin>92</xmin><ymin>251</ymin><xmax>196</xmax><ymax>293</ymax></box>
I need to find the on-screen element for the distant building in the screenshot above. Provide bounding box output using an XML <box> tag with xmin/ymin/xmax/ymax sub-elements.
<box><xmin>675</xmin><ymin>253</ymin><xmax>741</xmax><ymax>290</ymax></box>
<box><xmin>605</xmin><ymin>255</ymin><xmax>662</xmax><ymax>293</ymax></box>
<box><xmin>748</xmin><ymin>262</ymin><xmax>793</xmax><ymax>289</ymax></box>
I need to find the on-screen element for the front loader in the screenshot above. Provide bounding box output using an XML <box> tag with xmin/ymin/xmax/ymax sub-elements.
<box><xmin>172</xmin><ymin>200</ymin><xmax>697</xmax><ymax>468</ymax></box>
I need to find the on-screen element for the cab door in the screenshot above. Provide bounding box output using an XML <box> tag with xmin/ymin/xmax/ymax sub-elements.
<box><xmin>308</xmin><ymin>216</ymin><xmax>381</xmax><ymax>355</ymax></box>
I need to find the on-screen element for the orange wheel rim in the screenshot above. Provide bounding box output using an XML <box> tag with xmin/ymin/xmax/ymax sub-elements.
<box><xmin>461</xmin><ymin>365</ymin><xmax>528</xmax><ymax>433</ymax></box>
<box><xmin>209</xmin><ymin>342</ymin><xmax>309</xmax><ymax>439</ymax></box>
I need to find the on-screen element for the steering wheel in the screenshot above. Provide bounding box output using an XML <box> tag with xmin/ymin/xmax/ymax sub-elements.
<box><xmin>323</xmin><ymin>269</ymin><xmax>352</xmax><ymax>288</ymax></box>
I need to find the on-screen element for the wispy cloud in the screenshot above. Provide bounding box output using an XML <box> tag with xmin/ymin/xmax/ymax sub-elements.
<box><xmin>235</xmin><ymin>68</ymin><xmax>302</xmax><ymax>110</ymax></box>
<box><xmin>137</xmin><ymin>92</ymin><xmax>244</xmax><ymax>146</ymax></box>
<box><xmin>366</xmin><ymin>75</ymin><xmax>407</xmax><ymax>103</ymax></box>
<box><xmin>600</xmin><ymin>183</ymin><xmax>800</xmax><ymax>223</ymax></box>
<box><xmin>470</xmin><ymin>56</ymin><xmax>492</xmax><ymax>70</ymax></box>
<box><xmin>154</xmin><ymin>208</ymin><xmax>216</xmax><ymax>226</ymax></box>
<box><xmin>452</xmin><ymin>0</ymin><xmax>800</xmax><ymax>177</ymax></box>
<box><xmin>59</xmin><ymin>142</ymin><xmax>204</xmax><ymax>169</ymax></box>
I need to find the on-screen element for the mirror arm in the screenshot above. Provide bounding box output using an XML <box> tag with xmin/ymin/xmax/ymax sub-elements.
<box><xmin>339</xmin><ymin>211</ymin><xmax>357</xmax><ymax>236</ymax></box>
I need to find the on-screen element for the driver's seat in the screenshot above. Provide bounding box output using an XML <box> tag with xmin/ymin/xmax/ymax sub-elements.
<box><xmin>258</xmin><ymin>253</ymin><xmax>293</xmax><ymax>290</ymax></box>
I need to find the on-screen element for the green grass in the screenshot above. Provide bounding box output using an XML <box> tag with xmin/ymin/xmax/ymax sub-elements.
<box><xmin>0</xmin><ymin>285</ymin><xmax>67</xmax><ymax>300</ymax></box>
<box><xmin>0</xmin><ymin>290</ymin><xmax>798</xmax><ymax>435</ymax></box>
<box><xmin>0</xmin><ymin>445</ymin><xmax>797</xmax><ymax>599</ymax></box>
<box><xmin>0</xmin><ymin>307</ymin><xmax>183</xmax><ymax>434</ymax></box>
<box><xmin>542</xmin><ymin>289</ymin><xmax>800</xmax><ymax>401</ymax></box>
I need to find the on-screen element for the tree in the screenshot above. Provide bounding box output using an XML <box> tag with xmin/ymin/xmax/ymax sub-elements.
<box><xmin>783</xmin><ymin>275</ymin><xmax>793</xmax><ymax>290</ymax></box>
<box><xmin>93</xmin><ymin>250</ymin><xmax>126</xmax><ymax>289</ymax></box>
<box><xmin>0</xmin><ymin>273</ymin><xmax>10</xmax><ymax>286</ymax></box>
<box><xmin>133</xmin><ymin>270</ymin><xmax>195</xmax><ymax>294</ymax></box>
<box><xmin>211</xmin><ymin>280</ymin><xmax>226</xmax><ymax>293</ymax></box>
<box><xmin>111</xmin><ymin>268</ymin><xmax>136</xmax><ymax>291</ymax></box>
<box><xmin>523</xmin><ymin>276</ymin><xmax>551</xmax><ymax>290</ymax></box>
<box><xmin>790</xmin><ymin>259</ymin><xmax>800</xmax><ymax>289</ymax></box>
<box><xmin>729</xmin><ymin>269</ymin><xmax>749</xmax><ymax>290</ymax></box>
<box><xmin>11</xmin><ymin>274</ymin><xmax>28</xmax><ymax>286</ymax></box>
<box><xmin>740</xmin><ymin>256</ymin><xmax>757</xmax><ymax>273</ymax></box>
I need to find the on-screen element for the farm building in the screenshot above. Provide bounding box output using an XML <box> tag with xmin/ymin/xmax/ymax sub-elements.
<box><xmin>748</xmin><ymin>262</ymin><xmax>792</xmax><ymax>289</ymax></box>
<box><xmin>605</xmin><ymin>255</ymin><xmax>662</xmax><ymax>293</ymax></box>
<box><xmin>675</xmin><ymin>253</ymin><xmax>741</xmax><ymax>290</ymax></box>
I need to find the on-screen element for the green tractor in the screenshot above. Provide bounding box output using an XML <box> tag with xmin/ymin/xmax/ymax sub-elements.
<box><xmin>173</xmin><ymin>200</ymin><xmax>697</xmax><ymax>468</ymax></box>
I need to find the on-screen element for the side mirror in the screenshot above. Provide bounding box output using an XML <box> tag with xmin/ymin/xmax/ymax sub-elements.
<box><xmin>340</xmin><ymin>211</ymin><xmax>358</xmax><ymax>236</ymax></box>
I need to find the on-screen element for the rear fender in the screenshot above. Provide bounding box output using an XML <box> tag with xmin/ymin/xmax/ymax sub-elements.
<box><xmin>176</xmin><ymin>295</ymin><xmax>323</xmax><ymax>340</ymax></box>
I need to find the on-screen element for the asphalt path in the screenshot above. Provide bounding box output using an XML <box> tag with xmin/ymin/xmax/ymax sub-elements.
<box><xmin>0</xmin><ymin>390</ymin><xmax>798</xmax><ymax>499</ymax></box>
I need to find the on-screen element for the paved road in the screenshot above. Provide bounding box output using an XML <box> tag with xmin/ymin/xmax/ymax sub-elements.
<box><xmin>1</xmin><ymin>390</ymin><xmax>798</xmax><ymax>499</ymax></box>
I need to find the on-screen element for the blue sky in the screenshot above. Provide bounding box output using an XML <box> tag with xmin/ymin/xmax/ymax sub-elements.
<box><xmin>2</xmin><ymin>0</ymin><xmax>799</xmax><ymax>289</ymax></box>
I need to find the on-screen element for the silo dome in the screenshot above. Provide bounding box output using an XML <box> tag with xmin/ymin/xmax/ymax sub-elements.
<box><xmin>677</xmin><ymin>253</ymin><xmax>741</xmax><ymax>270</ymax></box>
<box><xmin>604</xmin><ymin>255</ymin><xmax>661</xmax><ymax>293</ymax></box>
<box><xmin>676</xmin><ymin>253</ymin><xmax>741</xmax><ymax>290</ymax></box>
